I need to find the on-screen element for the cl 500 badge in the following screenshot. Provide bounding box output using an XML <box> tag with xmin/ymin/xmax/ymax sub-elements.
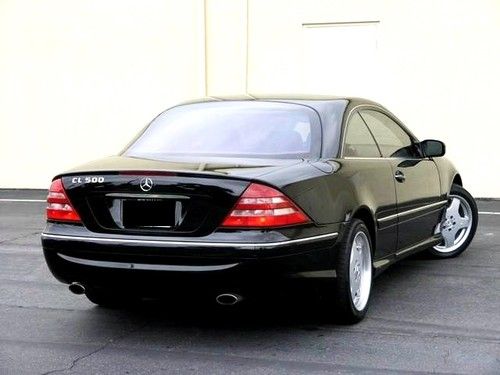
<box><xmin>71</xmin><ymin>176</ymin><xmax>104</xmax><ymax>184</ymax></box>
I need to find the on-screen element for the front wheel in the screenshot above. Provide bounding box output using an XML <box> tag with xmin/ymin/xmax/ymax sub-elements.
<box><xmin>428</xmin><ymin>184</ymin><xmax>478</xmax><ymax>258</ymax></box>
<box><xmin>333</xmin><ymin>219</ymin><xmax>373</xmax><ymax>324</ymax></box>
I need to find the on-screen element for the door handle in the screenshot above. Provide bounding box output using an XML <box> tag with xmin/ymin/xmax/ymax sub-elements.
<box><xmin>394</xmin><ymin>170</ymin><xmax>406</xmax><ymax>182</ymax></box>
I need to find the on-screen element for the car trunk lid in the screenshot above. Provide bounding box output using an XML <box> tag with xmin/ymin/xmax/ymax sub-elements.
<box><xmin>61</xmin><ymin>172</ymin><xmax>249</xmax><ymax>237</ymax></box>
<box><xmin>59</xmin><ymin>156</ymin><xmax>301</xmax><ymax>237</ymax></box>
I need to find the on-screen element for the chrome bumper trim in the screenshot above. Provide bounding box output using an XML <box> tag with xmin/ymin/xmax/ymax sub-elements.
<box><xmin>58</xmin><ymin>253</ymin><xmax>238</xmax><ymax>271</ymax></box>
<box><xmin>41</xmin><ymin>232</ymin><xmax>338</xmax><ymax>249</ymax></box>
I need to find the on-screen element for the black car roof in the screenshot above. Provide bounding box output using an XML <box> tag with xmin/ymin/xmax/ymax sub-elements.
<box><xmin>179</xmin><ymin>94</ymin><xmax>383</xmax><ymax>109</ymax></box>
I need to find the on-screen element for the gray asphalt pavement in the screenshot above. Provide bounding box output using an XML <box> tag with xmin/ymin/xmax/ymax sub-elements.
<box><xmin>0</xmin><ymin>190</ymin><xmax>499</xmax><ymax>374</ymax></box>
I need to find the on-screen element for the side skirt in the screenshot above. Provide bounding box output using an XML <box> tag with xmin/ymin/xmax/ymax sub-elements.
<box><xmin>373</xmin><ymin>234</ymin><xmax>442</xmax><ymax>277</ymax></box>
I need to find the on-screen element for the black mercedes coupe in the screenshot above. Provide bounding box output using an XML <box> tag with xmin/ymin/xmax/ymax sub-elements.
<box><xmin>41</xmin><ymin>96</ymin><xmax>478</xmax><ymax>323</ymax></box>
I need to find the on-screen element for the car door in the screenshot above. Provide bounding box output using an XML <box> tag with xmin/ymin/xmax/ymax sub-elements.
<box><xmin>342</xmin><ymin>111</ymin><xmax>398</xmax><ymax>261</ymax></box>
<box><xmin>359</xmin><ymin>109</ymin><xmax>442</xmax><ymax>254</ymax></box>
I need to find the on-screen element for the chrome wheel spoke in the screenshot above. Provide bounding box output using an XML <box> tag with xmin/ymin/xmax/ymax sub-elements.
<box><xmin>456</xmin><ymin>216</ymin><xmax>470</xmax><ymax>230</ymax></box>
<box><xmin>447</xmin><ymin>198</ymin><xmax>461</xmax><ymax>219</ymax></box>
<box><xmin>442</xmin><ymin>227</ymin><xmax>457</xmax><ymax>247</ymax></box>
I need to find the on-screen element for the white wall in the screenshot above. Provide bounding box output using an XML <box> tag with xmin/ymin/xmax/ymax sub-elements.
<box><xmin>247</xmin><ymin>0</ymin><xmax>500</xmax><ymax>197</ymax></box>
<box><xmin>1</xmin><ymin>0</ymin><xmax>499</xmax><ymax>197</ymax></box>
<box><xmin>0</xmin><ymin>0</ymin><xmax>205</xmax><ymax>188</ymax></box>
<box><xmin>205</xmin><ymin>0</ymin><xmax>248</xmax><ymax>96</ymax></box>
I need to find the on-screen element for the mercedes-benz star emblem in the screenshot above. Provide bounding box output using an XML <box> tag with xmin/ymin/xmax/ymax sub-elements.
<box><xmin>139</xmin><ymin>177</ymin><xmax>153</xmax><ymax>192</ymax></box>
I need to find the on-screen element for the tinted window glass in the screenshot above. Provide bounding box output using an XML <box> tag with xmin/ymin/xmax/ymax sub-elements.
<box><xmin>124</xmin><ymin>102</ymin><xmax>321</xmax><ymax>160</ymax></box>
<box><xmin>344</xmin><ymin>112</ymin><xmax>381</xmax><ymax>157</ymax></box>
<box><xmin>360</xmin><ymin>110</ymin><xmax>419</xmax><ymax>158</ymax></box>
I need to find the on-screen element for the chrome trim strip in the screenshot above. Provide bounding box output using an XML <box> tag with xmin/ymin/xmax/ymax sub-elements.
<box><xmin>57</xmin><ymin>253</ymin><xmax>238</xmax><ymax>271</ymax></box>
<box><xmin>377</xmin><ymin>212</ymin><xmax>399</xmax><ymax>223</ymax></box>
<box><xmin>41</xmin><ymin>232</ymin><xmax>338</xmax><ymax>249</ymax></box>
<box><xmin>377</xmin><ymin>200</ymin><xmax>447</xmax><ymax>223</ymax></box>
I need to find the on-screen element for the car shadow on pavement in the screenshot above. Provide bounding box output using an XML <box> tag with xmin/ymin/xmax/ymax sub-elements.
<box><xmin>83</xmin><ymin>257</ymin><xmax>422</xmax><ymax>332</ymax></box>
<box><xmin>98</xmin><ymin>293</ymin><xmax>337</xmax><ymax>331</ymax></box>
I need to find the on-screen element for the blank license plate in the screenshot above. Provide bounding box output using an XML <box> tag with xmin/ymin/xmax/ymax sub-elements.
<box><xmin>122</xmin><ymin>199</ymin><xmax>175</xmax><ymax>228</ymax></box>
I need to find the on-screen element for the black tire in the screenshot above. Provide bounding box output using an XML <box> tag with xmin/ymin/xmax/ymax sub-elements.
<box><xmin>333</xmin><ymin>218</ymin><xmax>373</xmax><ymax>324</ymax></box>
<box><xmin>428</xmin><ymin>184</ymin><xmax>478</xmax><ymax>258</ymax></box>
<box><xmin>85</xmin><ymin>286</ymin><xmax>138</xmax><ymax>308</ymax></box>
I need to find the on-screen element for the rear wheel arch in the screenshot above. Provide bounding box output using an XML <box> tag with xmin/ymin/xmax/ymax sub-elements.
<box><xmin>351</xmin><ymin>206</ymin><xmax>376</xmax><ymax>253</ymax></box>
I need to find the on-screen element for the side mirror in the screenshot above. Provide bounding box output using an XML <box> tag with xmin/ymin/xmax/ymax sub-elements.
<box><xmin>420</xmin><ymin>139</ymin><xmax>445</xmax><ymax>157</ymax></box>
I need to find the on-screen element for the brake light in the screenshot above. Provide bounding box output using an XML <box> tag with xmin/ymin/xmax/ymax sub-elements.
<box><xmin>46</xmin><ymin>179</ymin><xmax>81</xmax><ymax>222</ymax></box>
<box><xmin>221</xmin><ymin>183</ymin><xmax>310</xmax><ymax>228</ymax></box>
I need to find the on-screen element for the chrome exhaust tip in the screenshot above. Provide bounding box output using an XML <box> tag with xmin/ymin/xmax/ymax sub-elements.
<box><xmin>215</xmin><ymin>293</ymin><xmax>243</xmax><ymax>306</ymax></box>
<box><xmin>68</xmin><ymin>282</ymin><xmax>86</xmax><ymax>295</ymax></box>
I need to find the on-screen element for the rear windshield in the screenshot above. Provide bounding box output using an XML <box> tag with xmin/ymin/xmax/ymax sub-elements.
<box><xmin>124</xmin><ymin>101</ymin><xmax>321</xmax><ymax>160</ymax></box>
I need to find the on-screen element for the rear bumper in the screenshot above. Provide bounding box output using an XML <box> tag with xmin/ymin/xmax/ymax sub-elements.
<box><xmin>41</xmin><ymin>223</ymin><xmax>342</xmax><ymax>294</ymax></box>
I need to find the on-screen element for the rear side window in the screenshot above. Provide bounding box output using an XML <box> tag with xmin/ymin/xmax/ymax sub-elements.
<box><xmin>359</xmin><ymin>110</ymin><xmax>420</xmax><ymax>158</ymax></box>
<box><xmin>344</xmin><ymin>112</ymin><xmax>381</xmax><ymax>157</ymax></box>
<box><xmin>124</xmin><ymin>101</ymin><xmax>321</xmax><ymax>160</ymax></box>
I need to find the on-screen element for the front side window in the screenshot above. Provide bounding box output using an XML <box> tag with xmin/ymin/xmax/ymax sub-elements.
<box><xmin>359</xmin><ymin>110</ymin><xmax>420</xmax><ymax>158</ymax></box>
<box><xmin>343</xmin><ymin>112</ymin><xmax>381</xmax><ymax>157</ymax></box>
<box><xmin>124</xmin><ymin>101</ymin><xmax>321</xmax><ymax>160</ymax></box>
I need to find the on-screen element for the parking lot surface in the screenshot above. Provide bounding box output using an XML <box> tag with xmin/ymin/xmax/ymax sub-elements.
<box><xmin>0</xmin><ymin>190</ymin><xmax>499</xmax><ymax>374</ymax></box>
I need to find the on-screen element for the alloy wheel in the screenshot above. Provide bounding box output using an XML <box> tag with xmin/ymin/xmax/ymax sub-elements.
<box><xmin>349</xmin><ymin>231</ymin><xmax>372</xmax><ymax>311</ymax></box>
<box><xmin>434</xmin><ymin>195</ymin><xmax>473</xmax><ymax>253</ymax></box>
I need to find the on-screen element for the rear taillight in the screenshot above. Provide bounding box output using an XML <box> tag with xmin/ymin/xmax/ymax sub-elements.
<box><xmin>46</xmin><ymin>179</ymin><xmax>81</xmax><ymax>222</ymax></box>
<box><xmin>221</xmin><ymin>183</ymin><xmax>310</xmax><ymax>228</ymax></box>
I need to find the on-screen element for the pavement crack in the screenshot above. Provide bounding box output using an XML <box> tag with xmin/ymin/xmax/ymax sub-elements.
<box><xmin>39</xmin><ymin>321</ymin><xmax>148</xmax><ymax>375</ymax></box>
<box><xmin>40</xmin><ymin>342</ymin><xmax>110</xmax><ymax>375</ymax></box>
